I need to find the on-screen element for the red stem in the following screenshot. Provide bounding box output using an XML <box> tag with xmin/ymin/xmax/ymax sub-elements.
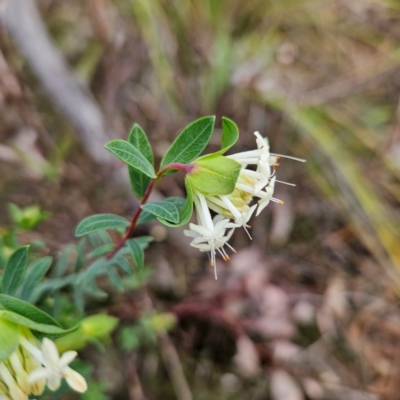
<box><xmin>106</xmin><ymin>162</ymin><xmax>189</xmax><ymax>259</ymax></box>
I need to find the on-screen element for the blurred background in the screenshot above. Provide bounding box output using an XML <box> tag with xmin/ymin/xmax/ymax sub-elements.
<box><xmin>1</xmin><ymin>0</ymin><xmax>400</xmax><ymax>399</ymax></box>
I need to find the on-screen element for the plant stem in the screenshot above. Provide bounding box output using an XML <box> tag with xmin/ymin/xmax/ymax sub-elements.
<box><xmin>106</xmin><ymin>162</ymin><xmax>189</xmax><ymax>259</ymax></box>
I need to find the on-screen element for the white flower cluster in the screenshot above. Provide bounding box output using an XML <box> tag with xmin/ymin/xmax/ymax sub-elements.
<box><xmin>0</xmin><ymin>327</ymin><xmax>87</xmax><ymax>400</ymax></box>
<box><xmin>184</xmin><ymin>132</ymin><xmax>304</xmax><ymax>279</ymax></box>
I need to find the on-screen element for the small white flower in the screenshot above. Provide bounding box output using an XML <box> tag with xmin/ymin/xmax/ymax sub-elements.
<box><xmin>185</xmin><ymin>208</ymin><xmax>237</xmax><ymax>279</ymax></box>
<box><xmin>256</xmin><ymin>175</ymin><xmax>277</xmax><ymax>215</ymax></box>
<box><xmin>28</xmin><ymin>338</ymin><xmax>87</xmax><ymax>393</ymax></box>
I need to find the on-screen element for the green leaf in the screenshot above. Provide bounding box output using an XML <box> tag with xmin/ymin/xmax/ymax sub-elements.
<box><xmin>114</xmin><ymin>256</ymin><xmax>135</xmax><ymax>276</ymax></box>
<box><xmin>83</xmin><ymin>284</ymin><xmax>108</xmax><ymax>301</ymax></box>
<box><xmin>88</xmin><ymin>243</ymin><xmax>116</xmax><ymax>258</ymax></box>
<box><xmin>75</xmin><ymin>214</ymin><xmax>130</xmax><ymax>237</ymax></box>
<box><xmin>221</xmin><ymin>117</ymin><xmax>239</xmax><ymax>154</ymax></box>
<box><xmin>79</xmin><ymin>258</ymin><xmax>106</xmax><ymax>283</ymax></box>
<box><xmin>134</xmin><ymin>236</ymin><xmax>154</xmax><ymax>249</ymax></box>
<box><xmin>0</xmin><ymin>310</ymin><xmax>76</xmax><ymax>336</ymax></box>
<box><xmin>0</xmin><ymin>294</ymin><xmax>61</xmax><ymax>326</ymax></box>
<box><xmin>187</xmin><ymin>154</ymin><xmax>241</xmax><ymax>195</ymax></box>
<box><xmin>53</xmin><ymin>245</ymin><xmax>73</xmax><ymax>278</ymax></box>
<box><xmin>160</xmin><ymin>116</ymin><xmax>216</xmax><ymax>167</ymax></box>
<box><xmin>97</xmin><ymin>230</ymin><xmax>113</xmax><ymax>244</ymax></box>
<box><xmin>128</xmin><ymin>124</ymin><xmax>154</xmax><ymax>199</ymax></box>
<box><xmin>0</xmin><ymin>294</ymin><xmax>77</xmax><ymax>336</ymax></box>
<box><xmin>0</xmin><ymin>318</ymin><xmax>19</xmax><ymax>360</ymax></box>
<box><xmin>138</xmin><ymin>197</ymin><xmax>185</xmax><ymax>225</ymax></box>
<box><xmin>75</xmin><ymin>238</ymin><xmax>87</xmax><ymax>272</ymax></box>
<box><xmin>137</xmin><ymin>210</ymin><xmax>157</xmax><ymax>225</ymax></box>
<box><xmin>159</xmin><ymin>178</ymin><xmax>194</xmax><ymax>227</ymax></box>
<box><xmin>20</xmin><ymin>256</ymin><xmax>52</xmax><ymax>302</ymax></box>
<box><xmin>141</xmin><ymin>200</ymin><xmax>179</xmax><ymax>223</ymax></box>
<box><xmin>105</xmin><ymin>139</ymin><xmax>156</xmax><ymax>178</ymax></box>
<box><xmin>107</xmin><ymin>267</ymin><xmax>124</xmax><ymax>291</ymax></box>
<box><xmin>128</xmin><ymin>240</ymin><xmax>144</xmax><ymax>270</ymax></box>
<box><xmin>73</xmin><ymin>286</ymin><xmax>85</xmax><ymax>312</ymax></box>
<box><xmin>2</xmin><ymin>246</ymin><xmax>29</xmax><ymax>296</ymax></box>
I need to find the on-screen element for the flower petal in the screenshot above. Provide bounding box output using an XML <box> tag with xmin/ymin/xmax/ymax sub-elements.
<box><xmin>183</xmin><ymin>229</ymin><xmax>199</xmax><ymax>238</ymax></box>
<box><xmin>59</xmin><ymin>351</ymin><xmax>77</xmax><ymax>369</ymax></box>
<box><xmin>28</xmin><ymin>367</ymin><xmax>49</xmax><ymax>384</ymax></box>
<box><xmin>65</xmin><ymin>367</ymin><xmax>87</xmax><ymax>393</ymax></box>
<box><xmin>41</xmin><ymin>338</ymin><xmax>60</xmax><ymax>366</ymax></box>
<box><xmin>188</xmin><ymin>223</ymin><xmax>212</xmax><ymax>237</ymax></box>
<box><xmin>46</xmin><ymin>370</ymin><xmax>62</xmax><ymax>391</ymax></box>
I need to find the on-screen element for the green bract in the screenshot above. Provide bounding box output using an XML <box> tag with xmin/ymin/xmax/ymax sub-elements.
<box><xmin>187</xmin><ymin>154</ymin><xmax>241</xmax><ymax>196</ymax></box>
<box><xmin>0</xmin><ymin>318</ymin><xmax>19</xmax><ymax>360</ymax></box>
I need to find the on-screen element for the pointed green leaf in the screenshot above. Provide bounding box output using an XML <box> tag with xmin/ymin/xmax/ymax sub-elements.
<box><xmin>159</xmin><ymin>178</ymin><xmax>194</xmax><ymax>227</ymax></box>
<box><xmin>138</xmin><ymin>197</ymin><xmax>185</xmax><ymax>225</ymax></box>
<box><xmin>134</xmin><ymin>236</ymin><xmax>154</xmax><ymax>249</ymax></box>
<box><xmin>0</xmin><ymin>319</ymin><xmax>19</xmax><ymax>360</ymax></box>
<box><xmin>160</xmin><ymin>116</ymin><xmax>216</xmax><ymax>167</ymax></box>
<box><xmin>20</xmin><ymin>257</ymin><xmax>52</xmax><ymax>302</ymax></box>
<box><xmin>128</xmin><ymin>124</ymin><xmax>154</xmax><ymax>199</ymax></box>
<box><xmin>0</xmin><ymin>310</ymin><xmax>76</xmax><ymax>336</ymax></box>
<box><xmin>0</xmin><ymin>295</ymin><xmax>77</xmax><ymax>336</ymax></box>
<box><xmin>115</xmin><ymin>256</ymin><xmax>135</xmax><ymax>276</ymax></box>
<box><xmin>72</xmin><ymin>285</ymin><xmax>84</xmax><ymax>312</ymax></box>
<box><xmin>141</xmin><ymin>200</ymin><xmax>179</xmax><ymax>223</ymax></box>
<box><xmin>75</xmin><ymin>214</ymin><xmax>130</xmax><ymax>237</ymax></box>
<box><xmin>188</xmin><ymin>154</ymin><xmax>241</xmax><ymax>195</ymax></box>
<box><xmin>0</xmin><ymin>294</ymin><xmax>61</xmax><ymax>326</ymax></box>
<box><xmin>105</xmin><ymin>139</ymin><xmax>156</xmax><ymax>178</ymax></box>
<box><xmin>196</xmin><ymin>117</ymin><xmax>239</xmax><ymax>159</ymax></box>
<box><xmin>53</xmin><ymin>245</ymin><xmax>73</xmax><ymax>278</ymax></box>
<box><xmin>88</xmin><ymin>243</ymin><xmax>116</xmax><ymax>259</ymax></box>
<box><xmin>221</xmin><ymin>117</ymin><xmax>239</xmax><ymax>153</ymax></box>
<box><xmin>2</xmin><ymin>246</ymin><xmax>29</xmax><ymax>296</ymax></box>
<box><xmin>107</xmin><ymin>267</ymin><xmax>124</xmax><ymax>291</ymax></box>
<box><xmin>137</xmin><ymin>210</ymin><xmax>157</xmax><ymax>225</ymax></box>
<box><xmin>79</xmin><ymin>258</ymin><xmax>106</xmax><ymax>283</ymax></box>
<box><xmin>128</xmin><ymin>239</ymin><xmax>144</xmax><ymax>270</ymax></box>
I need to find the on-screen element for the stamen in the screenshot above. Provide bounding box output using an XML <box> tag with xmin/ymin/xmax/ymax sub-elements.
<box><xmin>275</xmin><ymin>179</ymin><xmax>295</xmax><ymax>186</ymax></box>
<box><xmin>271</xmin><ymin>153</ymin><xmax>306</xmax><ymax>162</ymax></box>
<box><xmin>211</xmin><ymin>241</ymin><xmax>217</xmax><ymax>280</ymax></box>
<box><xmin>243</xmin><ymin>225</ymin><xmax>253</xmax><ymax>240</ymax></box>
<box><xmin>225</xmin><ymin>242</ymin><xmax>237</xmax><ymax>253</ymax></box>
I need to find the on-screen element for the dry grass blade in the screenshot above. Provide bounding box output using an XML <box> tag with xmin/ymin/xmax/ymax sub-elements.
<box><xmin>283</xmin><ymin>105</ymin><xmax>400</xmax><ymax>288</ymax></box>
